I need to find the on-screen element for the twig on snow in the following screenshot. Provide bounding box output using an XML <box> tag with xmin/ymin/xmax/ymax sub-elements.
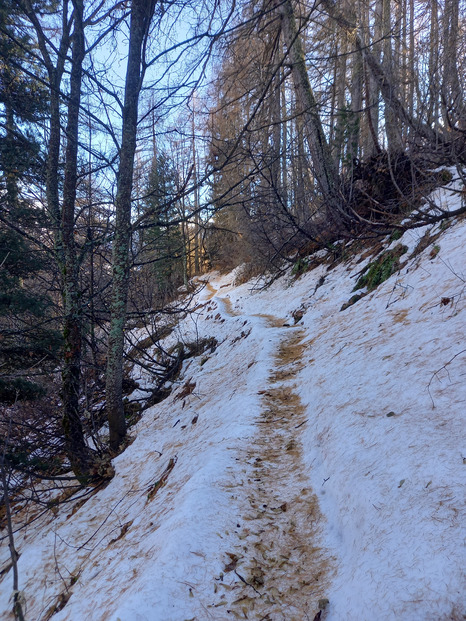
<box><xmin>427</xmin><ymin>349</ymin><xmax>466</xmax><ymax>408</ymax></box>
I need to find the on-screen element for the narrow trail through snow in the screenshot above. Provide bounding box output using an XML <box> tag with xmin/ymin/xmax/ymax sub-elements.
<box><xmin>207</xmin><ymin>283</ymin><xmax>333</xmax><ymax>620</ymax></box>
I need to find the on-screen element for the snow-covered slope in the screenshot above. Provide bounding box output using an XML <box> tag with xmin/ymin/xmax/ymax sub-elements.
<box><xmin>1</xmin><ymin>193</ymin><xmax>465</xmax><ymax>620</ymax></box>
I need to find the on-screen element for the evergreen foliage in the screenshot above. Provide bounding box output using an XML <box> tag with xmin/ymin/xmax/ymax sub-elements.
<box><xmin>353</xmin><ymin>244</ymin><xmax>408</xmax><ymax>292</ymax></box>
<box><xmin>0</xmin><ymin>0</ymin><xmax>59</xmax><ymax>402</ymax></box>
<box><xmin>142</xmin><ymin>152</ymin><xmax>185</xmax><ymax>300</ymax></box>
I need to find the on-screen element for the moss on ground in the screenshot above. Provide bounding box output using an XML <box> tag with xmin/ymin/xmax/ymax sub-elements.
<box><xmin>353</xmin><ymin>244</ymin><xmax>408</xmax><ymax>292</ymax></box>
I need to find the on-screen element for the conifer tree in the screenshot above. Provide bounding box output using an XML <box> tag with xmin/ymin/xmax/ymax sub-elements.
<box><xmin>0</xmin><ymin>0</ymin><xmax>60</xmax><ymax>403</ymax></box>
<box><xmin>142</xmin><ymin>152</ymin><xmax>185</xmax><ymax>303</ymax></box>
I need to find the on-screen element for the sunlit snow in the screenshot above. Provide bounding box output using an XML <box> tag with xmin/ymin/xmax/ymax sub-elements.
<box><xmin>1</xmin><ymin>184</ymin><xmax>465</xmax><ymax>620</ymax></box>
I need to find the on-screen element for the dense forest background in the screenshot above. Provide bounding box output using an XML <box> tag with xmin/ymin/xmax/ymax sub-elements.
<box><xmin>0</xmin><ymin>3</ymin><xmax>465</xmax><ymax>608</ymax></box>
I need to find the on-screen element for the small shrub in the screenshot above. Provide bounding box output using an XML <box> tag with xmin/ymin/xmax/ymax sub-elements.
<box><xmin>0</xmin><ymin>377</ymin><xmax>46</xmax><ymax>404</ymax></box>
<box><xmin>291</xmin><ymin>257</ymin><xmax>309</xmax><ymax>277</ymax></box>
<box><xmin>354</xmin><ymin>244</ymin><xmax>408</xmax><ymax>292</ymax></box>
<box><xmin>429</xmin><ymin>244</ymin><xmax>440</xmax><ymax>259</ymax></box>
<box><xmin>389</xmin><ymin>228</ymin><xmax>403</xmax><ymax>242</ymax></box>
<box><xmin>438</xmin><ymin>168</ymin><xmax>453</xmax><ymax>184</ymax></box>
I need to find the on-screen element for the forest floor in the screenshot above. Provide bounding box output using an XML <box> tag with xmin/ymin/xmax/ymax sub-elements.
<box><xmin>0</xmin><ymin>176</ymin><xmax>465</xmax><ymax>620</ymax></box>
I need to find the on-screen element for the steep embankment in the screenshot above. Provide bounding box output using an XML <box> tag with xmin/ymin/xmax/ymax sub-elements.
<box><xmin>0</xmin><ymin>185</ymin><xmax>465</xmax><ymax>621</ymax></box>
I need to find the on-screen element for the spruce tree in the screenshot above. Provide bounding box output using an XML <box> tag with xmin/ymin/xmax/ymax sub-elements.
<box><xmin>143</xmin><ymin>152</ymin><xmax>185</xmax><ymax>302</ymax></box>
<box><xmin>0</xmin><ymin>0</ymin><xmax>59</xmax><ymax>402</ymax></box>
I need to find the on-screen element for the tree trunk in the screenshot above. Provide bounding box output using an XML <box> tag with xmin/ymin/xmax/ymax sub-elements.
<box><xmin>280</xmin><ymin>67</ymin><xmax>288</xmax><ymax>208</ymax></box>
<box><xmin>106</xmin><ymin>0</ymin><xmax>156</xmax><ymax>452</ymax></box>
<box><xmin>279</xmin><ymin>0</ymin><xmax>341</xmax><ymax>214</ymax></box>
<box><xmin>271</xmin><ymin>69</ymin><xmax>282</xmax><ymax>196</ymax></box>
<box><xmin>442</xmin><ymin>0</ymin><xmax>464</xmax><ymax>131</ymax></box>
<box><xmin>382</xmin><ymin>0</ymin><xmax>402</xmax><ymax>151</ymax></box>
<box><xmin>321</xmin><ymin>0</ymin><xmax>445</xmax><ymax>150</ymax></box>
<box><xmin>24</xmin><ymin>0</ymin><xmax>70</xmax><ymax>233</ymax></box>
<box><xmin>25</xmin><ymin>0</ymin><xmax>91</xmax><ymax>479</ymax></box>
<box><xmin>348</xmin><ymin>41</ymin><xmax>363</xmax><ymax>166</ymax></box>
<box><xmin>331</xmin><ymin>33</ymin><xmax>348</xmax><ymax>169</ymax></box>
<box><xmin>406</xmin><ymin>0</ymin><xmax>415</xmax><ymax>139</ymax></box>
<box><xmin>363</xmin><ymin>0</ymin><xmax>383</xmax><ymax>157</ymax></box>
<box><xmin>427</xmin><ymin>0</ymin><xmax>440</xmax><ymax>130</ymax></box>
<box><xmin>4</xmin><ymin>103</ymin><xmax>19</xmax><ymax>210</ymax></box>
<box><xmin>1</xmin><ymin>460</ymin><xmax>25</xmax><ymax>621</ymax></box>
<box><xmin>191</xmin><ymin>103</ymin><xmax>201</xmax><ymax>275</ymax></box>
<box><xmin>61</xmin><ymin>0</ymin><xmax>91</xmax><ymax>480</ymax></box>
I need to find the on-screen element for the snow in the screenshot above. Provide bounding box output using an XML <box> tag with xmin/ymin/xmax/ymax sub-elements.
<box><xmin>1</xmin><ymin>205</ymin><xmax>465</xmax><ymax>619</ymax></box>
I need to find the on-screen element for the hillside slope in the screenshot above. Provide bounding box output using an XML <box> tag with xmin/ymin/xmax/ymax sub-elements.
<box><xmin>1</xmin><ymin>188</ymin><xmax>465</xmax><ymax>620</ymax></box>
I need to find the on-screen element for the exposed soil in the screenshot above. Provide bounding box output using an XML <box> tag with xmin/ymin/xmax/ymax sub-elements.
<box><xmin>207</xmin><ymin>288</ymin><xmax>334</xmax><ymax>619</ymax></box>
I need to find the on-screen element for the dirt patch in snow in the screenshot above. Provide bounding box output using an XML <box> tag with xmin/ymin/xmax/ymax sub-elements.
<box><xmin>211</xmin><ymin>326</ymin><xmax>334</xmax><ymax>620</ymax></box>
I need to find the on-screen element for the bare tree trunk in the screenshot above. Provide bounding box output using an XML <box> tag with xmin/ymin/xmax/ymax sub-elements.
<box><xmin>382</xmin><ymin>0</ymin><xmax>402</xmax><ymax>151</ymax></box>
<box><xmin>25</xmin><ymin>0</ymin><xmax>91</xmax><ymax>479</ymax></box>
<box><xmin>442</xmin><ymin>0</ymin><xmax>464</xmax><ymax>131</ymax></box>
<box><xmin>363</xmin><ymin>0</ymin><xmax>383</xmax><ymax>157</ymax></box>
<box><xmin>61</xmin><ymin>0</ymin><xmax>91</xmax><ymax>479</ymax></box>
<box><xmin>106</xmin><ymin>0</ymin><xmax>156</xmax><ymax>452</ymax></box>
<box><xmin>280</xmin><ymin>67</ymin><xmax>288</xmax><ymax>208</ymax></box>
<box><xmin>191</xmin><ymin>101</ymin><xmax>201</xmax><ymax>274</ymax></box>
<box><xmin>321</xmin><ymin>0</ymin><xmax>445</xmax><ymax>149</ymax></box>
<box><xmin>331</xmin><ymin>33</ymin><xmax>348</xmax><ymax>169</ymax></box>
<box><xmin>4</xmin><ymin>104</ymin><xmax>19</xmax><ymax>210</ymax></box>
<box><xmin>279</xmin><ymin>0</ymin><xmax>341</xmax><ymax>214</ymax></box>
<box><xmin>24</xmin><ymin>0</ymin><xmax>70</xmax><ymax>234</ymax></box>
<box><xmin>1</xmin><ymin>412</ymin><xmax>25</xmax><ymax>621</ymax></box>
<box><xmin>292</xmin><ymin>105</ymin><xmax>315</xmax><ymax>222</ymax></box>
<box><xmin>406</xmin><ymin>0</ymin><xmax>415</xmax><ymax>139</ymax></box>
<box><xmin>1</xmin><ymin>463</ymin><xmax>25</xmax><ymax>621</ymax></box>
<box><xmin>427</xmin><ymin>0</ymin><xmax>440</xmax><ymax>130</ymax></box>
<box><xmin>348</xmin><ymin>41</ymin><xmax>363</xmax><ymax>166</ymax></box>
<box><xmin>271</xmin><ymin>69</ymin><xmax>282</xmax><ymax>196</ymax></box>
<box><xmin>87</xmin><ymin>117</ymin><xmax>99</xmax><ymax>375</ymax></box>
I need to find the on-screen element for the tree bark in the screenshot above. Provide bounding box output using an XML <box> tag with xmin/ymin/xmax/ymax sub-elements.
<box><xmin>442</xmin><ymin>0</ymin><xmax>464</xmax><ymax>130</ymax></box>
<box><xmin>427</xmin><ymin>0</ymin><xmax>440</xmax><ymax>130</ymax></box>
<box><xmin>106</xmin><ymin>0</ymin><xmax>156</xmax><ymax>452</ymax></box>
<box><xmin>381</xmin><ymin>0</ymin><xmax>402</xmax><ymax>151</ymax></box>
<box><xmin>321</xmin><ymin>0</ymin><xmax>445</xmax><ymax>150</ymax></box>
<box><xmin>24</xmin><ymin>0</ymin><xmax>91</xmax><ymax>479</ymax></box>
<box><xmin>61</xmin><ymin>0</ymin><xmax>90</xmax><ymax>479</ymax></box>
<box><xmin>279</xmin><ymin>0</ymin><xmax>341</xmax><ymax>214</ymax></box>
<box><xmin>331</xmin><ymin>32</ymin><xmax>348</xmax><ymax>169</ymax></box>
<box><xmin>1</xmin><ymin>460</ymin><xmax>25</xmax><ymax>621</ymax></box>
<box><xmin>406</xmin><ymin>0</ymin><xmax>415</xmax><ymax>138</ymax></box>
<box><xmin>24</xmin><ymin>0</ymin><xmax>70</xmax><ymax>233</ymax></box>
<box><xmin>363</xmin><ymin>0</ymin><xmax>383</xmax><ymax>157</ymax></box>
<box><xmin>348</xmin><ymin>40</ymin><xmax>363</xmax><ymax>165</ymax></box>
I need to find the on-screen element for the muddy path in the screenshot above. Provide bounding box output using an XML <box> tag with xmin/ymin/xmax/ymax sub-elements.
<box><xmin>206</xmin><ymin>284</ymin><xmax>334</xmax><ymax>620</ymax></box>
